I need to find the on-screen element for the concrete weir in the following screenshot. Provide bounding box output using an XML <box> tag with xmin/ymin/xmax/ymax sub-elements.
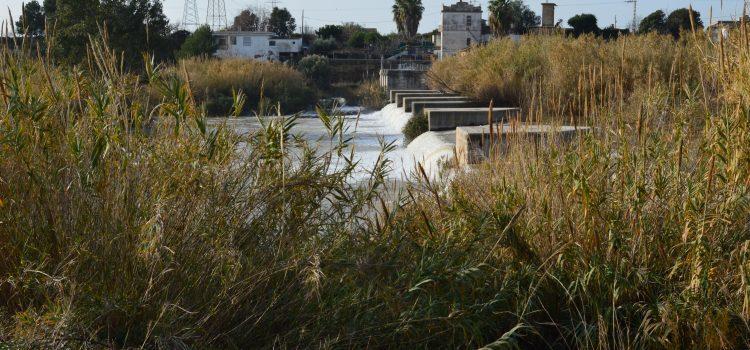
<box><xmin>456</xmin><ymin>124</ymin><xmax>591</xmax><ymax>165</ymax></box>
<box><xmin>389</xmin><ymin>90</ymin><xmax>437</xmax><ymax>104</ymax></box>
<box><xmin>426</xmin><ymin>107</ymin><xmax>522</xmax><ymax>131</ymax></box>
<box><xmin>412</xmin><ymin>100</ymin><xmax>480</xmax><ymax>115</ymax></box>
<box><xmin>402</xmin><ymin>96</ymin><xmax>468</xmax><ymax>113</ymax></box>
<box><xmin>395</xmin><ymin>92</ymin><xmax>444</xmax><ymax>108</ymax></box>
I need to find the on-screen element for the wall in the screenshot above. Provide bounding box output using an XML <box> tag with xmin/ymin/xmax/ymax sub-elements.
<box><xmin>380</xmin><ymin>69</ymin><xmax>427</xmax><ymax>93</ymax></box>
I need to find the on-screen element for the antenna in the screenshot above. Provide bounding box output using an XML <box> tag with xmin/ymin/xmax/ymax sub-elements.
<box><xmin>182</xmin><ymin>0</ymin><xmax>200</xmax><ymax>30</ymax></box>
<box><xmin>625</xmin><ymin>0</ymin><xmax>637</xmax><ymax>33</ymax></box>
<box><xmin>207</xmin><ymin>0</ymin><xmax>228</xmax><ymax>31</ymax></box>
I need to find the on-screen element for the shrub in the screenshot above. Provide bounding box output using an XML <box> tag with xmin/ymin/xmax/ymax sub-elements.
<box><xmin>354</xmin><ymin>80</ymin><xmax>387</xmax><ymax>109</ymax></box>
<box><xmin>311</xmin><ymin>38</ymin><xmax>338</xmax><ymax>55</ymax></box>
<box><xmin>177</xmin><ymin>57</ymin><xmax>316</xmax><ymax>115</ymax></box>
<box><xmin>297</xmin><ymin>54</ymin><xmax>332</xmax><ymax>89</ymax></box>
<box><xmin>402</xmin><ymin>112</ymin><xmax>428</xmax><ymax>143</ymax></box>
<box><xmin>178</xmin><ymin>25</ymin><xmax>217</xmax><ymax>59</ymax></box>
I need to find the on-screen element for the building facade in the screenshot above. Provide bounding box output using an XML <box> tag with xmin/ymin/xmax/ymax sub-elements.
<box><xmin>438</xmin><ymin>1</ymin><xmax>484</xmax><ymax>59</ymax></box>
<box><xmin>213</xmin><ymin>31</ymin><xmax>303</xmax><ymax>61</ymax></box>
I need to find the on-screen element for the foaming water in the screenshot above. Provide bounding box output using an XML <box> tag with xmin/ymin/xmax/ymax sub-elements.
<box><xmin>405</xmin><ymin>131</ymin><xmax>456</xmax><ymax>179</ymax></box>
<box><xmin>211</xmin><ymin>104</ymin><xmax>455</xmax><ymax>182</ymax></box>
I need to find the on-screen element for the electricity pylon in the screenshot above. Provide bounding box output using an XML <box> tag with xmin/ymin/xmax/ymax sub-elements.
<box><xmin>182</xmin><ymin>0</ymin><xmax>200</xmax><ymax>30</ymax></box>
<box><xmin>207</xmin><ymin>0</ymin><xmax>228</xmax><ymax>31</ymax></box>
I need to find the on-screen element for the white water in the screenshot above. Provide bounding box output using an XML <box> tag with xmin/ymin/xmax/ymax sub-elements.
<box><xmin>211</xmin><ymin>103</ymin><xmax>457</xmax><ymax>181</ymax></box>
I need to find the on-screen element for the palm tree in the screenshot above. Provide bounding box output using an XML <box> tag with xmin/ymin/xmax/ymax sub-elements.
<box><xmin>392</xmin><ymin>0</ymin><xmax>424</xmax><ymax>41</ymax></box>
<box><xmin>488</xmin><ymin>0</ymin><xmax>515</xmax><ymax>36</ymax></box>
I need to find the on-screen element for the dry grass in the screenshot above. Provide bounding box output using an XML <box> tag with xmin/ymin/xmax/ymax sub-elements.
<box><xmin>176</xmin><ymin>57</ymin><xmax>316</xmax><ymax>115</ymax></box>
<box><xmin>1</xmin><ymin>25</ymin><xmax>749</xmax><ymax>349</ymax></box>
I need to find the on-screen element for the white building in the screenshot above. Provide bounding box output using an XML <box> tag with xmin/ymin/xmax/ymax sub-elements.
<box><xmin>438</xmin><ymin>1</ymin><xmax>486</xmax><ymax>59</ymax></box>
<box><xmin>213</xmin><ymin>31</ymin><xmax>303</xmax><ymax>61</ymax></box>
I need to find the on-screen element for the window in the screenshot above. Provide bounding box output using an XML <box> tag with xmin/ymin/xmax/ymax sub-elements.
<box><xmin>243</xmin><ymin>36</ymin><xmax>253</xmax><ymax>46</ymax></box>
<box><xmin>466</xmin><ymin>15</ymin><xmax>472</xmax><ymax>27</ymax></box>
<box><xmin>216</xmin><ymin>37</ymin><xmax>227</xmax><ymax>49</ymax></box>
<box><xmin>230</xmin><ymin>36</ymin><xmax>237</xmax><ymax>45</ymax></box>
<box><xmin>467</xmin><ymin>38</ymin><xmax>471</xmax><ymax>46</ymax></box>
<box><xmin>269</xmin><ymin>40</ymin><xmax>276</xmax><ymax>46</ymax></box>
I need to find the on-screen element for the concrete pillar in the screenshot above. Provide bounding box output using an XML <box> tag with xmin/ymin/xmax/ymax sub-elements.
<box><xmin>542</xmin><ymin>3</ymin><xmax>557</xmax><ymax>27</ymax></box>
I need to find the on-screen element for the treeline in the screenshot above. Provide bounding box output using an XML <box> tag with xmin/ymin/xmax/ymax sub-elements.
<box><xmin>15</xmin><ymin>0</ymin><xmax>191</xmax><ymax>67</ymax></box>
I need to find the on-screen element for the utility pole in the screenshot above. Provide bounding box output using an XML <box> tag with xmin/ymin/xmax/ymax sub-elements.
<box><xmin>182</xmin><ymin>0</ymin><xmax>200</xmax><ymax>30</ymax></box>
<box><xmin>207</xmin><ymin>0</ymin><xmax>228</xmax><ymax>31</ymax></box>
<box><xmin>625</xmin><ymin>0</ymin><xmax>637</xmax><ymax>33</ymax></box>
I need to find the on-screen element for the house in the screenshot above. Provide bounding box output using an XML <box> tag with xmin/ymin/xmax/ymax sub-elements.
<box><xmin>708</xmin><ymin>20</ymin><xmax>743</xmax><ymax>41</ymax></box>
<box><xmin>212</xmin><ymin>31</ymin><xmax>303</xmax><ymax>61</ymax></box>
<box><xmin>437</xmin><ymin>1</ymin><xmax>489</xmax><ymax>59</ymax></box>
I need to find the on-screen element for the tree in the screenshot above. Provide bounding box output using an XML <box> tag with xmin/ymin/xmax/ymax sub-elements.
<box><xmin>52</xmin><ymin>0</ymin><xmax>99</xmax><ymax>63</ymax></box>
<box><xmin>488</xmin><ymin>0</ymin><xmax>540</xmax><ymax>36</ymax></box>
<box><xmin>311</xmin><ymin>38</ymin><xmax>338</xmax><ymax>55</ymax></box>
<box><xmin>638</xmin><ymin>10</ymin><xmax>666</xmax><ymax>34</ymax></box>
<box><xmin>666</xmin><ymin>8</ymin><xmax>703</xmax><ymax>38</ymax></box>
<box><xmin>16</xmin><ymin>1</ymin><xmax>46</xmax><ymax>36</ymax></box>
<box><xmin>43</xmin><ymin>0</ymin><xmax>56</xmax><ymax>18</ymax></box>
<box><xmin>297</xmin><ymin>55</ymin><xmax>331</xmax><ymax>89</ymax></box>
<box><xmin>178</xmin><ymin>25</ymin><xmax>217</xmax><ymax>59</ymax></box>
<box><xmin>392</xmin><ymin>0</ymin><xmax>424</xmax><ymax>40</ymax></box>
<box><xmin>347</xmin><ymin>31</ymin><xmax>367</xmax><ymax>48</ymax></box>
<box><xmin>268</xmin><ymin>7</ymin><xmax>296</xmax><ymax>37</ymax></box>
<box><xmin>316</xmin><ymin>24</ymin><xmax>344</xmax><ymax>41</ymax></box>
<box><xmin>233</xmin><ymin>9</ymin><xmax>260</xmax><ymax>31</ymax></box>
<box><xmin>97</xmin><ymin>0</ymin><xmax>171</xmax><ymax>67</ymax></box>
<box><xmin>568</xmin><ymin>13</ymin><xmax>599</xmax><ymax>37</ymax></box>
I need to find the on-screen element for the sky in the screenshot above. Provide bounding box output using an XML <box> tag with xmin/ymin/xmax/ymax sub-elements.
<box><xmin>0</xmin><ymin>0</ymin><xmax>747</xmax><ymax>33</ymax></box>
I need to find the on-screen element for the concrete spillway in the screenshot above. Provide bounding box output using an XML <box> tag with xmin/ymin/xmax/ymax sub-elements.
<box><xmin>405</xmin><ymin>131</ymin><xmax>456</xmax><ymax>179</ymax></box>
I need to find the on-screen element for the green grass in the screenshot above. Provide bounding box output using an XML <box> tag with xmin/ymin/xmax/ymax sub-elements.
<box><xmin>1</xmin><ymin>26</ymin><xmax>750</xmax><ymax>349</ymax></box>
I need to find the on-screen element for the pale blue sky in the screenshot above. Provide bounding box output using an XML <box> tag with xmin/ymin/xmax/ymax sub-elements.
<box><xmin>1</xmin><ymin>0</ymin><xmax>747</xmax><ymax>33</ymax></box>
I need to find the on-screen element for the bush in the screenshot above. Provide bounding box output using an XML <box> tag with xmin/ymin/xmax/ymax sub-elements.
<box><xmin>177</xmin><ymin>57</ymin><xmax>316</xmax><ymax>115</ymax></box>
<box><xmin>402</xmin><ymin>112</ymin><xmax>428</xmax><ymax>143</ymax></box>
<box><xmin>178</xmin><ymin>25</ymin><xmax>217</xmax><ymax>59</ymax></box>
<box><xmin>297</xmin><ymin>55</ymin><xmax>332</xmax><ymax>89</ymax></box>
<box><xmin>354</xmin><ymin>80</ymin><xmax>387</xmax><ymax>109</ymax></box>
<box><xmin>311</xmin><ymin>38</ymin><xmax>338</xmax><ymax>55</ymax></box>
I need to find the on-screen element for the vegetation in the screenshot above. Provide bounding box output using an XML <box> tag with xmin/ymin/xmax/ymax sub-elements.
<box><xmin>402</xmin><ymin>112</ymin><xmax>428</xmax><ymax>143</ymax></box>
<box><xmin>177</xmin><ymin>58</ymin><xmax>315</xmax><ymax>115</ymax></box>
<box><xmin>354</xmin><ymin>80</ymin><xmax>388</xmax><ymax>109</ymax></box>
<box><xmin>638</xmin><ymin>9</ymin><xmax>667</xmax><ymax>34</ymax></box>
<box><xmin>392</xmin><ymin>0</ymin><xmax>424</xmax><ymax>41</ymax></box>
<box><xmin>488</xmin><ymin>0</ymin><xmax>540</xmax><ymax>36</ymax></box>
<box><xmin>3</xmin><ymin>12</ymin><xmax>750</xmax><ymax>350</ymax></box>
<box><xmin>232</xmin><ymin>8</ymin><xmax>262</xmax><ymax>31</ymax></box>
<box><xmin>177</xmin><ymin>25</ymin><xmax>217</xmax><ymax>59</ymax></box>
<box><xmin>316</xmin><ymin>24</ymin><xmax>344</xmax><ymax>41</ymax></box>
<box><xmin>311</xmin><ymin>38</ymin><xmax>338</xmax><ymax>54</ymax></box>
<box><xmin>297</xmin><ymin>55</ymin><xmax>332</xmax><ymax>89</ymax></box>
<box><xmin>567</xmin><ymin>13</ymin><xmax>600</xmax><ymax>36</ymax></box>
<box><xmin>16</xmin><ymin>1</ymin><xmax>46</xmax><ymax>36</ymax></box>
<box><xmin>268</xmin><ymin>7</ymin><xmax>296</xmax><ymax>38</ymax></box>
<box><xmin>429</xmin><ymin>33</ymin><xmax>701</xmax><ymax>119</ymax></box>
<box><xmin>666</xmin><ymin>8</ymin><xmax>703</xmax><ymax>38</ymax></box>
